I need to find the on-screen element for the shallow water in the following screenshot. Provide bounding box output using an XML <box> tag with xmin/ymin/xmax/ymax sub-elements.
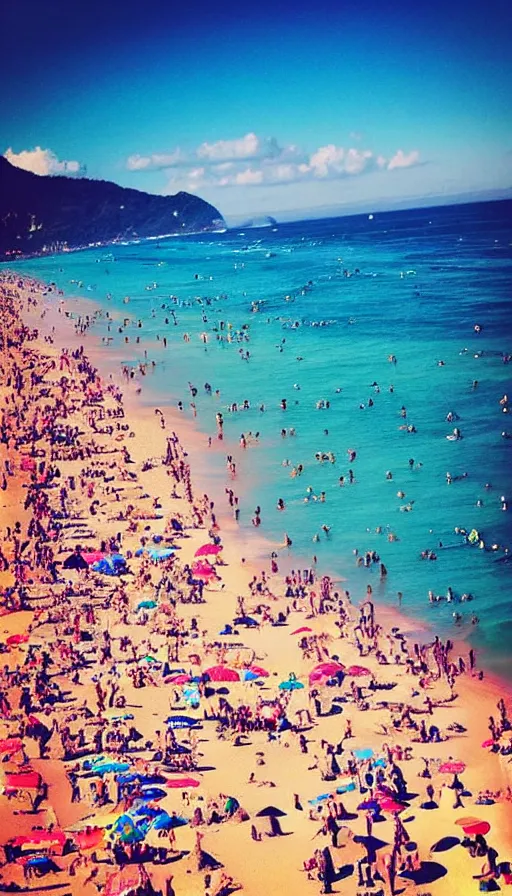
<box><xmin>7</xmin><ymin>199</ymin><xmax>512</xmax><ymax>676</ymax></box>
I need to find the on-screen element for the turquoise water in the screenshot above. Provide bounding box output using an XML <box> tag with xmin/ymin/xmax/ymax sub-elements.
<box><xmin>7</xmin><ymin>200</ymin><xmax>512</xmax><ymax>675</ymax></box>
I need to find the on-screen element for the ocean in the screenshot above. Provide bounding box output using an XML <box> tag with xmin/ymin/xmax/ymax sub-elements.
<box><xmin>7</xmin><ymin>199</ymin><xmax>512</xmax><ymax>676</ymax></box>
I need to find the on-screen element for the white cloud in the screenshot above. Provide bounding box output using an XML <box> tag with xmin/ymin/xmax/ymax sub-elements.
<box><xmin>4</xmin><ymin>146</ymin><xmax>83</xmax><ymax>176</ymax></box>
<box><xmin>197</xmin><ymin>132</ymin><xmax>282</xmax><ymax>163</ymax></box>
<box><xmin>126</xmin><ymin>149</ymin><xmax>185</xmax><ymax>171</ymax></box>
<box><xmin>387</xmin><ymin>149</ymin><xmax>420</xmax><ymax>170</ymax></box>
<box><xmin>136</xmin><ymin>132</ymin><xmax>422</xmax><ymax>193</ymax></box>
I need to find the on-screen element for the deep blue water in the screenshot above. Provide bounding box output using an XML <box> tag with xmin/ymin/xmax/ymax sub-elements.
<box><xmin>7</xmin><ymin>199</ymin><xmax>512</xmax><ymax>675</ymax></box>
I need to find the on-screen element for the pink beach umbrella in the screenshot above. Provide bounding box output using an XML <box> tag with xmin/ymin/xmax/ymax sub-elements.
<box><xmin>165</xmin><ymin>674</ymin><xmax>191</xmax><ymax>685</ymax></box>
<box><xmin>249</xmin><ymin>665</ymin><xmax>270</xmax><ymax>677</ymax></box>
<box><xmin>309</xmin><ymin>661</ymin><xmax>345</xmax><ymax>682</ymax></box>
<box><xmin>192</xmin><ymin>561</ymin><xmax>218</xmax><ymax>579</ymax></box>
<box><xmin>346</xmin><ymin>665</ymin><xmax>372</xmax><ymax>677</ymax></box>
<box><xmin>194</xmin><ymin>544</ymin><xmax>223</xmax><ymax>557</ymax></box>
<box><xmin>204</xmin><ymin>665</ymin><xmax>240</xmax><ymax>682</ymax></box>
<box><xmin>291</xmin><ymin>626</ymin><xmax>313</xmax><ymax>635</ymax></box>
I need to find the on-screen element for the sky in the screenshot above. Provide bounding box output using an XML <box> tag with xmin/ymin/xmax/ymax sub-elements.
<box><xmin>2</xmin><ymin>0</ymin><xmax>511</xmax><ymax>222</ymax></box>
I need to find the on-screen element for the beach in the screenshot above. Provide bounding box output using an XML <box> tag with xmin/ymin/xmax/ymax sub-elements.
<box><xmin>0</xmin><ymin>267</ymin><xmax>511</xmax><ymax>896</ymax></box>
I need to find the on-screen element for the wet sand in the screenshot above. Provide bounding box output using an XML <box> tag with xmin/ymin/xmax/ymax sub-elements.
<box><xmin>0</xmin><ymin>272</ymin><xmax>511</xmax><ymax>896</ymax></box>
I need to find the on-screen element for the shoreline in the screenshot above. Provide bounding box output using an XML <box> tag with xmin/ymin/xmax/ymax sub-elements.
<box><xmin>1</xmin><ymin>271</ymin><xmax>512</xmax><ymax>896</ymax></box>
<box><xmin>24</xmin><ymin>274</ymin><xmax>510</xmax><ymax>684</ymax></box>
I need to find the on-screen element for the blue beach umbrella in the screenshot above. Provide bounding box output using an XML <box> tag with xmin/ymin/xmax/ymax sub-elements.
<box><xmin>137</xmin><ymin>787</ymin><xmax>167</xmax><ymax>801</ymax></box>
<box><xmin>152</xmin><ymin>812</ymin><xmax>188</xmax><ymax>831</ymax></box>
<box><xmin>242</xmin><ymin>670</ymin><xmax>260</xmax><ymax>681</ymax></box>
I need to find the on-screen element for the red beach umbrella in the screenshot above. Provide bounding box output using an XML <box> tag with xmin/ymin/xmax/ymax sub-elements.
<box><xmin>309</xmin><ymin>661</ymin><xmax>345</xmax><ymax>682</ymax></box>
<box><xmin>439</xmin><ymin>761</ymin><xmax>466</xmax><ymax>774</ymax></box>
<box><xmin>165</xmin><ymin>674</ymin><xmax>191</xmax><ymax>685</ymax></box>
<box><xmin>481</xmin><ymin>739</ymin><xmax>495</xmax><ymax>749</ymax></box>
<box><xmin>291</xmin><ymin>627</ymin><xmax>313</xmax><ymax>635</ymax></box>
<box><xmin>346</xmin><ymin>665</ymin><xmax>372</xmax><ymax>677</ymax></box>
<box><xmin>249</xmin><ymin>665</ymin><xmax>269</xmax><ymax>677</ymax></box>
<box><xmin>192</xmin><ymin>561</ymin><xmax>218</xmax><ymax>579</ymax></box>
<box><xmin>380</xmin><ymin>797</ymin><xmax>406</xmax><ymax>814</ymax></box>
<box><xmin>194</xmin><ymin>544</ymin><xmax>223</xmax><ymax>557</ymax></box>
<box><xmin>463</xmin><ymin>821</ymin><xmax>491</xmax><ymax>837</ymax></box>
<box><xmin>455</xmin><ymin>816</ymin><xmax>481</xmax><ymax>827</ymax></box>
<box><xmin>166</xmin><ymin>776</ymin><xmax>200</xmax><ymax>789</ymax></box>
<box><xmin>204</xmin><ymin>665</ymin><xmax>240</xmax><ymax>682</ymax></box>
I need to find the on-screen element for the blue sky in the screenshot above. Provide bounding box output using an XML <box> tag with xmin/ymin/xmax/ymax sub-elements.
<box><xmin>2</xmin><ymin>0</ymin><xmax>511</xmax><ymax>221</ymax></box>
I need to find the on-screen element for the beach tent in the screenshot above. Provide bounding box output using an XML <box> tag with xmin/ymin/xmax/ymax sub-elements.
<box><xmin>204</xmin><ymin>665</ymin><xmax>240</xmax><ymax>682</ymax></box>
<box><xmin>194</xmin><ymin>544</ymin><xmax>223</xmax><ymax>557</ymax></box>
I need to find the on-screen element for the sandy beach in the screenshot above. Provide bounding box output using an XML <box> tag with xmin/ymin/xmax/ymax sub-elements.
<box><xmin>1</xmin><ymin>270</ymin><xmax>511</xmax><ymax>896</ymax></box>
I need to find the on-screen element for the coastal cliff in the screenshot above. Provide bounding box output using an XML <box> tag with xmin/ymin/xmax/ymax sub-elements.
<box><xmin>0</xmin><ymin>156</ymin><xmax>225</xmax><ymax>257</ymax></box>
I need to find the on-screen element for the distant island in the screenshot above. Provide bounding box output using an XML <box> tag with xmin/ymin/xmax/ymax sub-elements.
<box><xmin>0</xmin><ymin>156</ymin><xmax>225</xmax><ymax>258</ymax></box>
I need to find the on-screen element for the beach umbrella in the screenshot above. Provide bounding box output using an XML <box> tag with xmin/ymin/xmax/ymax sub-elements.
<box><xmin>166</xmin><ymin>715</ymin><xmax>199</xmax><ymax>728</ymax></box>
<box><xmin>380</xmin><ymin>797</ymin><xmax>407</xmax><ymax>814</ymax></box>
<box><xmin>91</xmin><ymin>760</ymin><xmax>131</xmax><ymax>775</ymax></box>
<box><xmin>242</xmin><ymin>670</ymin><xmax>260</xmax><ymax>681</ymax></box>
<box><xmin>278</xmin><ymin>679</ymin><xmax>304</xmax><ymax>691</ymax></box>
<box><xmin>204</xmin><ymin>665</ymin><xmax>240</xmax><ymax>682</ymax></box>
<box><xmin>165</xmin><ymin>674</ymin><xmax>191</xmax><ymax>685</ymax></box>
<box><xmin>291</xmin><ymin>626</ymin><xmax>313</xmax><ymax>635</ymax></box>
<box><xmin>454</xmin><ymin>816</ymin><xmax>481</xmax><ymax>827</ymax></box>
<box><xmin>194</xmin><ymin>544</ymin><xmax>223</xmax><ymax>557</ymax></box>
<box><xmin>481</xmin><ymin>738</ymin><xmax>495</xmax><ymax>749</ymax></box>
<box><xmin>255</xmin><ymin>806</ymin><xmax>287</xmax><ymax>818</ymax></box>
<box><xmin>347</xmin><ymin>665</ymin><xmax>372</xmax><ymax>677</ymax></box>
<box><xmin>309</xmin><ymin>663</ymin><xmax>345</xmax><ymax>683</ymax></box>
<box><xmin>249</xmin><ymin>665</ymin><xmax>269</xmax><ymax>677</ymax></box>
<box><xmin>439</xmin><ymin>761</ymin><xmax>466</xmax><ymax>774</ymax></box>
<box><xmin>166</xmin><ymin>776</ymin><xmax>200</xmax><ymax>789</ymax></box>
<box><xmin>151</xmin><ymin>812</ymin><xmax>188</xmax><ymax>831</ymax></box>
<box><xmin>137</xmin><ymin>787</ymin><xmax>167</xmax><ymax>801</ymax></box>
<box><xmin>137</xmin><ymin>600</ymin><xmax>157</xmax><ymax>611</ymax></box>
<box><xmin>462</xmin><ymin>820</ymin><xmax>491</xmax><ymax>837</ymax></box>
